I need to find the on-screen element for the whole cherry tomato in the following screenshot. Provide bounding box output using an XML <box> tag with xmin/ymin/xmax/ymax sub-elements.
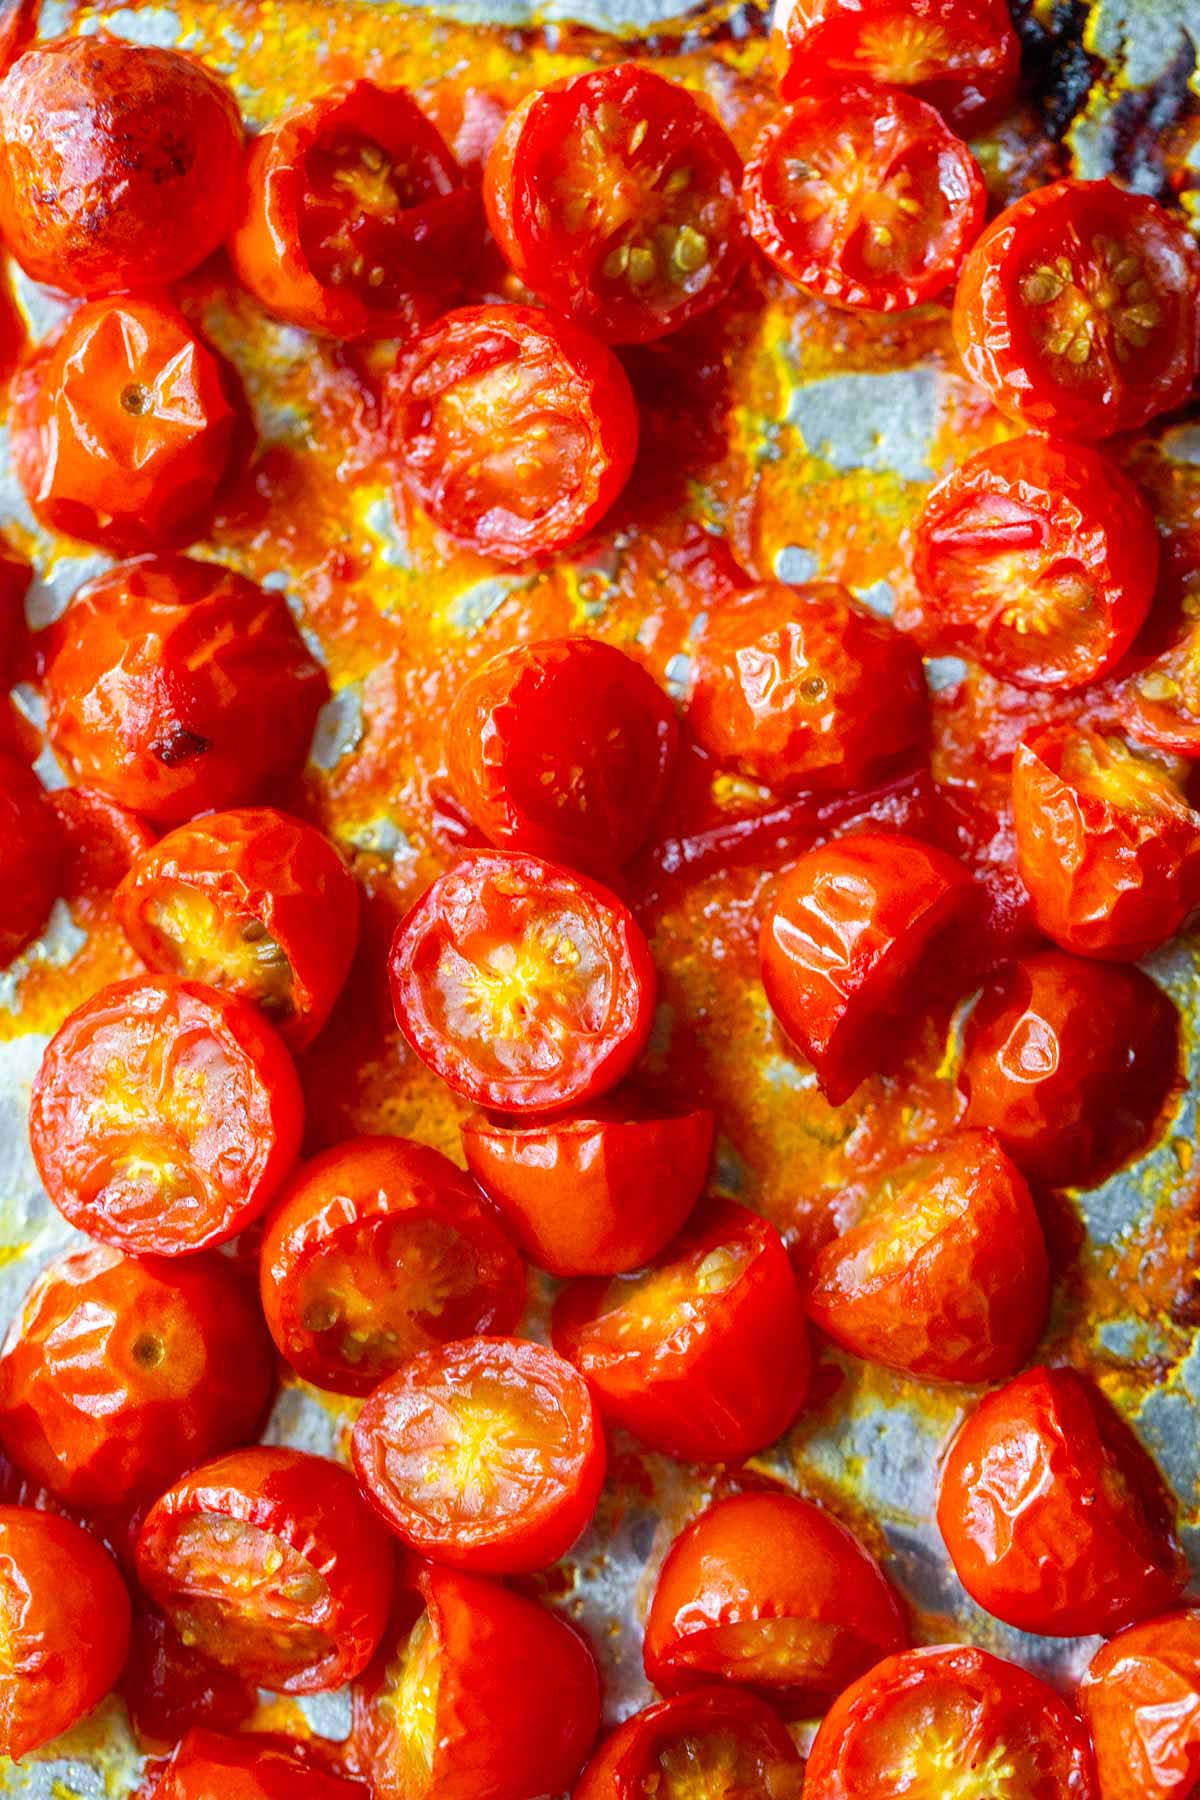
<box><xmin>644</xmin><ymin>1490</ymin><xmax>907</xmax><ymax>1715</ymax></box>
<box><xmin>906</xmin><ymin>434</ymin><xmax>1159</xmax><ymax>689</ymax></box>
<box><xmin>483</xmin><ymin>64</ymin><xmax>746</xmax><ymax>345</ymax></box>
<box><xmin>259</xmin><ymin>1135</ymin><xmax>526</xmax><ymax>1396</ymax></box>
<box><xmin>0</xmin><ymin>35</ymin><xmax>242</xmax><ymax>295</ymax></box>
<box><xmin>121</xmin><ymin>1605</ymin><xmax>257</xmax><ymax>1749</ymax></box>
<box><xmin>137</xmin><ymin>1445</ymin><xmax>393</xmax><ymax>1693</ymax></box>
<box><xmin>116</xmin><ymin>807</ymin><xmax>360</xmax><ymax>1050</ymax></box>
<box><xmin>0</xmin><ymin>752</ymin><xmax>63</xmax><ymax>968</ymax></box>
<box><xmin>953</xmin><ymin>179</ymin><xmax>1200</xmax><ymax>439</ymax></box>
<box><xmin>43</xmin><ymin>556</ymin><xmax>328</xmax><ymax>825</ymax></box>
<box><xmin>445</xmin><ymin>638</ymin><xmax>678</xmax><ymax>874</ymax></box>
<box><xmin>30</xmin><ymin>974</ymin><xmax>305</xmax><ymax>1256</ymax></box>
<box><xmin>959</xmin><ymin>950</ymin><xmax>1180</xmax><ymax>1187</ymax></box>
<box><xmin>937</xmin><ymin>1366</ymin><xmax>1188</xmax><ymax>1637</ymax></box>
<box><xmin>574</xmin><ymin>1687</ymin><xmax>804</xmax><ymax>1800</ymax></box>
<box><xmin>1079</xmin><ymin>1611</ymin><xmax>1200</xmax><ymax>1800</ymax></box>
<box><xmin>148</xmin><ymin>1729</ymin><xmax>368</xmax><ymax>1800</ymax></box>
<box><xmin>0</xmin><ymin>537</ymin><xmax>29</xmax><ymax>677</ymax></box>
<box><xmin>552</xmin><ymin>1197</ymin><xmax>811</xmax><ymax>1461</ymax></box>
<box><xmin>804</xmin><ymin>1128</ymin><xmax>1049</xmax><ymax>1384</ymax></box>
<box><xmin>388</xmin><ymin>304</ymin><xmax>638</xmax><ymax>564</ymax></box>
<box><xmin>389</xmin><ymin>848</ymin><xmax>656</xmax><ymax>1114</ymax></box>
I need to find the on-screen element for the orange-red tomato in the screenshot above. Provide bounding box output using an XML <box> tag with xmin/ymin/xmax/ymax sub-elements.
<box><xmin>574</xmin><ymin>1687</ymin><xmax>804</xmax><ymax>1800</ymax></box>
<box><xmin>49</xmin><ymin>786</ymin><xmax>156</xmax><ymax>904</ymax></box>
<box><xmin>0</xmin><ymin>752</ymin><xmax>63</xmax><ymax>968</ymax></box>
<box><xmin>121</xmin><ymin>1606</ymin><xmax>256</xmax><ymax>1749</ymax></box>
<box><xmin>1079</xmin><ymin>1611</ymin><xmax>1200</xmax><ymax>1800</ymax></box>
<box><xmin>148</xmin><ymin>1729</ymin><xmax>368</xmax><ymax>1800</ymax></box>
<box><xmin>937</xmin><ymin>1366</ymin><xmax>1188</xmax><ymax>1637</ymax></box>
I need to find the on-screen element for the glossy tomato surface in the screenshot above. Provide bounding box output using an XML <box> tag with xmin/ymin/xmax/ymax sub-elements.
<box><xmin>0</xmin><ymin>538</ymin><xmax>29</xmax><ymax>677</ymax></box>
<box><xmin>574</xmin><ymin>1686</ymin><xmax>804</xmax><ymax>1800</ymax></box>
<box><xmin>0</xmin><ymin>753</ymin><xmax>63</xmax><ymax>969</ymax></box>
<box><xmin>121</xmin><ymin>1607</ymin><xmax>257</xmax><ymax>1749</ymax></box>
<box><xmin>148</xmin><ymin>1729</ymin><xmax>368</xmax><ymax>1800</ymax></box>
<box><xmin>1079</xmin><ymin>1611</ymin><xmax>1200</xmax><ymax>1800</ymax></box>
<box><xmin>49</xmin><ymin>786</ymin><xmax>156</xmax><ymax>905</ymax></box>
<box><xmin>1122</xmin><ymin>599</ymin><xmax>1200</xmax><ymax>756</ymax></box>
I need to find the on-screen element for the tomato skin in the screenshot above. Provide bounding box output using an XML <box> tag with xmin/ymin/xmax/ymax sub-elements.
<box><xmin>50</xmin><ymin>787</ymin><xmax>156</xmax><ymax>903</ymax></box>
<box><xmin>1121</xmin><ymin>591</ymin><xmax>1200</xmax><ymax>756</ymax></box>
<box><xmin>1079</xmin><ymin>1612</ymin><xmax>1200</xmax><ymax>1800</ymax></box>
<box><xmin>552</xmin><ymin>1197</ymin><xmax>811</xmax><ymax>1461</ymax></box>
<box><xmin>149</xmin><ymin>1729</ymin><xmax>368</xmax><ymax>1800</ymax></box>
<box><xmin>0</xmin><ymin>753</ymin><xmax>63</xmax><ymax>968</ymax></box>
<box><xmin>574</xmin><ymin>1686</ymin><xmax>804</xmax><ymax>1800</ymax></box>
<box><xmin>121</xmin><ymin>1606</ymin><xmax>257</xmax><ymax>1748</ymax></box>
<box><xmin>0</xmin><ymin>539</ymin><xmax>29</xmax><ymax>678</ymax></box>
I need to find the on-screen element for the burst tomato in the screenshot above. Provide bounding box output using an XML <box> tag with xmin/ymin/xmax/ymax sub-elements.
<box><xmin>574</xmin><ymin>1687</ymin><xmax>804</xmax><ymax>1800</ymax></box>
<box><xmin>148</xmin><ymin>1729</ymin><xmax>368</xmax><ymax>1800</ymax></box>
<box><xmin>0</xmin><ymin>753</ymin><xmax>63</xmax><ymax>968</ymax></box>
<box><xmin>1079</xmin><ymin>1611</ymin><xmax>1200</xmax><ymax>1800</ymax></box>
<box><xmin>121</xmin><ymin>1606</ymin><xmax>257</xmax><ymax>1748</ymax></box>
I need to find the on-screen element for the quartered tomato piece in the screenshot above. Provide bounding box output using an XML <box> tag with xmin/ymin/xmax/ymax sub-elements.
<box><xmin>136</xmin><ymin>1446</ymin><xmax>393</xmax><ymax>1693</ymax></box>
<box><xmin>953</xmin><ymin>179</ymin><xmax>1200</xmax><ymax>439</ymax></box>
<box><xmin>148</xmin><ymin>1729</ymin><xmax>368</xmax><ymax>1800</ymax></box>
<box><xmin>483</xmin><ymin>63</ymin><xmax>746</xmax><ymax>344</ymax></box>
<box><xmin>1079</xmin><ymin>1611</ymin><xmax>1200</xmax><ymax>1800</ymax></box>
<box><xmin>552</xmin><ymin>1197</ymin><xmax>811</xmax><ymax>1461</ymax></box>
<box><xmin>353</xmin><ymin>1335</ymin><xmax>604</xmax><ymax>1574</ymax></box>
<box><xmin>743</xmin><ymin>86</ymin><xmax>985</xmax><ymax>312</ymax></box>
<box><xmin>906</xmin><ymin>434</ymin><xmax>1159</xmax><ymax>689</ymax></box>
<box><xmin>937</xmin><ymin>1366</ymin><xmax>1188</xmax><ymax>1637</ymax></box>
<box><xmin>0</xmin><ymin>754</ymin><xmax>63</xmax><ymax>969</ymax></box>
<box><xmin>645</xmin><ymin>1491</ymin><xmax>907</xmax><ymax>1715</ymax></box>
<box><xmin>574</xmin><ymin>1687</ymin><xmax>804</xmax><ymax>1800</ymax></box>
<box><xmin>29</xmin><ymin>975</ymin><xmax>304</xmax><ymax>1256</ymax></box>
<box><xmin>389</xmin><ymin>849</ymin><xmax>656</xmax><ymax>1114</ymax></box>
<box><xmin>121</xmin><ymin>1606</ymin><xmax>257</xmax><ymax>1748</ymax></box>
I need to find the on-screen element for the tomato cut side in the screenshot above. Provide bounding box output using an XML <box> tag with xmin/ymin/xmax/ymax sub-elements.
<box><xmin>574</xmin><ymin>1687</ymin><xmax>804</xmax><ymax>1800</ymax></box>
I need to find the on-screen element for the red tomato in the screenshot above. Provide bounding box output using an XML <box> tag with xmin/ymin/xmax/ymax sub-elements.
<box><xmin>552</xmin><ymin>1198</ymin><xmax>811</xmax><ymax>1461</ymax></box>
<box><xmin>50</xmin><ymin>787</ymin><xmax>156</xmax><ymax>903</ymax></box>
<box><xmin>483</xmin><ymin>64</ymin><xmax>746</xmax><ymax>345</ymax></box>
<box><xmin>0</xmin><ymin>538</ymin><xmax>29</xmax><ymax>677</ymax></box>
<box><xmin>1121</xmin><ymin>605</ymin><xmax>1200</xmax><ymax>756</ymax></box>
<box><xmin>0</xmin><ymin>1505</ymin><xmax>131</xmax><ymax>1758</ymax></box>
<box><xmin>953</xmin><ymin>179</ymin><xmax>1200</xmax><ymax>439</ymax></box>
<box><xmin>388</xmin><ymin>304</ymin><xmax>638</xmax><ymax>564</ymax></box>
<box><xmin>116</xmin><ymin>807</ymin><xmax>360</xmax><ymax>1050</ymax></box>
<box><xmin>804</xmin><ymin>1128</ymin><xmax>1049</xmax><ymax>1384</ymax></box>
<box><xmin>760</xmin><ymin>832</ymin><xmax>975</xmax><ymax>1105</ymax></box>
<box><xmin>121</xmin><ymin>1606</ymin><xmax>256</xmax><ymax>1748</ymax></box>
<box><xmin>43</xmin><ymin>555</ymin><xmax>328</xmax><ymax>825</ymax></box>
<box><xmin>574</xmin><ymin>1687</ymin><xmax>804</xmax><ymax>1800</ymax></box>
<box><xmin>230</xmin><ymin>80</ymin><xmax>478</xmax><ymax>339</ymax></box>
<box><xmin>743</xmin><ymin>86</ymin><xmax>985</xmax><ymax>312</ymax></box>
<box><xmin>959</xmin><ymin>950</ymin><xmax>1180</xmax><ymax>1187</ymax></box>
<box><xmin>906</xmin><ymin>434</ymin><xmax>1159</xmax><ymax>689</ymax></box>
<box><xmin>937</xmin><ymin>1366</ymin><xmax>1188</xmax><ymax>1637</ymax></box>
<box><xmin>1079</xmin><ymin>1611</ymin><xmax>1200</xmax><ymax>1800</ymax></box>
<box><xmin>0</xmin><ymin>752</ymin><xmax>63</xmax><ymax>968</ymax></box>
<box><xmin>29</xmin><ymin>974</ymin><xmax>304</xmax><ymax>1256</ymax></box>
<box><xmin>445</xmin><ymin>638</ymin><xmax>678</xmax><ymax>874</ymax></box>
<box><xmin>0</xmin><ymin>36</ymin><xmax>242</xmax><ymax>295</ymax></box>
<box><xmin>148</xmin><ymin>1729</ymin><xmax>368</xmax><ymax>1800</ymax></box>
<box><xmin>389</xmin><ymin>848</ymin><xmax>656</xmax><ymax>1114</ymax></box>
<box><xmin>0</xmin><ymin>2</ymin><xmax>37</xmax><ymax>80</ymax></box>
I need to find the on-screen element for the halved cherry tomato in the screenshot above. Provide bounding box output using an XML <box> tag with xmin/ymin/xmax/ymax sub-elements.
<box><xmin>50</xmin><ymin>787</ymin><xmax>156</xmax><ymax>904</ymax></box>
<box><xmin>552</xmin><ymin>1197</ymin><xmax>810</xmax><ymax>1461</ymax></box>
<box><xmin>1079</xmin><ymin>1611</ymin><xmax>1200</xmax><ymax>1800</ymax></box>
<box><xmin>259</xmin><ymin>1135</ymin><xmax>525</xmax><ymax>1396</ymax></box>
<box><xmin>953</xmin><ymin>179</ymin><xmax>1200</xmax><ymax>439</ymax></box>
<box><xmin>230</xmin><ymin>80</ymin><xmax>478</xmax><ymax>339</ymax></box>
<box><xmin>0</xmin><ymin>1505</ymin><xmax>132</xmax><ymax>1759</ymax></box>
<box><xmin>689</xmin><ymin>581</ymin><xmax>927</xmax><ymax>794</ymax></box>
<box><xmin>0</xmin><ymin>752</ymin><xmax>63</xmax><ymax>968</ymax></box>
<box><xmin>389</xmin><ymin>848</ymin><xmax>656</xmax><ymax>1114</ymax></box>
<box><xmin>1121</xmin><ymin>593</ymin><xmax>1200</xmax><ymax>756</ymax></box>
<box><xmin>484</xmin><ymin>64</ymin><xmax>746</xmax><ymax>345</ymax></box>
<box><xmin>760</xmin><ymin>832</ymin><xmax>975</xmax><ymax>1105</ymax></box>
<box><xmin>463</xmin><ymin>1097</ymin><xmax>714</xmax><ymax>1276</ymax></box>
<box><xmin>148</xmin><ymin>1729</ymin><xmax>368</xmax><ymax>1800</ymax></box>
<box><xmin>575</xmin><ymin>1686</ymin><xmax>804</xmax><ymax>1800</ymax></box>
<box><xmin>644</xmin><ymin>1490</ymin><xmax>907</xmax><ymax>1715</ymax></box>
<box><xmin>43</xmin><ymin>555</ymin><xmax>328</xmax><ymax>825</ymax></box>
<box><xmin>29</xmin><ymin>974</ymin><xmax>304</xmax><ymax>1256</ymax></box>
<box><xmin>0</xmin><ymin>35</ymin><xmax>242</xmax><ymax>295</ymax></box>
<box><xmin>906</xmin><ymin>434</ymin><xmax>1159</xmax><ymax>689</ymax></box>
<box><xmin>0</xmin><ymin>538</ymin><xmax>29</xmax><ymax>678</ymax></box>
<box><xmin>937</xmin><ymin>1366</ymin><xmax>1188</xmax><ymax>1637</ymax></box>
<box><xmin>136</xmin><ymin>1445</ymin><xmax>393</xmax><ymax>1693</ymax></box>
<box><xmin>116</xmin><ymin>807</ymin><xmax>360</xmax><ymax>1050</ymax></box>
<box><xmin>804</xmin><ymin>1128</ymin><xmax>1050</xmax><ymax>1384</ymax></box>
<box><xmin>803</xmin><ymin>1644</ymin><xmax>1096</xmax><ymax>1800</ymax></box>
<box><xmin>959</xmin><ymin>950</ymin><xmax>1180</xmax><ymax>1187</ymax></box>
<box><xmin>388</xmin><ymin>304</ymin><xmax>638</xmax><ymax>564</ymax></box>
<box><xmin>445</xmin><ymin>638</ymin><xmax>678</xmax><ymax>874</ymax></box>
<box><xmin>121</xmin><ymin>1605</ymin><xmax>257</xmax><ymax>1749</ymax></box>
<box><xmin>353</xmin><ymin>1562</ymin><xmax>601</xmax><ymax>1800</ymax></box>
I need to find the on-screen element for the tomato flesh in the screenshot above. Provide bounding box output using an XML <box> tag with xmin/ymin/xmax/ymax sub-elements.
<box><xmin>574</xmin><ymin>1687</ymin><xmax>804</xmax><ymax>1800</ymax></box>
<box><xmin>150</xmin><ymin>1729</ymin><xmax>368</xmax><ymax>1800</ymax></box>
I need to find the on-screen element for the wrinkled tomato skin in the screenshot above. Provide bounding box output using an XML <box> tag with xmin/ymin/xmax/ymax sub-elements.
<box><xmin>148</xmin><ymin>1729</ymin><xmax>368</xmax><ymax>1800</ymax></box>
<box><xmin>0</xmin><ymin>753</ymin><xmax>64</xmax><ymax>968</ymax></box>
<box><xmin>1079</xmin><ymin>1612</ymin><xmax>1200</xmax><ymax>1800</ymax></box>
<box><xmin>804</xmin><ymin>1128</ymin><xmax>1050</xmax><ymax>1385</ymax></box>
<box><xmin>644</xmin><ymin>1491</ymin><xmax>907</xmax><ymax>1717</ymax></box>
<box><xmin>0</xmin><ymin>36</ymin><xmax>243</xmax><ymax>296</ymax></box>
<box><xmin>959</xmin><ymin>950</ymin><xmax>1181</xmax><ymax>1188</ymax></box>
<box><xmin>937</xmin><ymin>1366</ymin><xmax>1188</xmax><ymax>1637</ymax></box>
<box><xmin>551</xmin><ymin>1197</ymin><xmax>811</xmax><ymax>1462</ymax></box>
<box><xmin>121</xmin><ymin>1606</ymin><xmax>257</xmax><ymax>1749</ymax></box>
<box><xmin>43</xmin><ymin>556</ymin><xmax>328</xmax><ymax>826</ymax></box>
<box><xmin>574</xmin><ymin>1686</ymin><xmax>804</xmax><ymax>1800</ymax></box>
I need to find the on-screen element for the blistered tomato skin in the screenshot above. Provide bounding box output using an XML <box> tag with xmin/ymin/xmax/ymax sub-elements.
<box><xmin>149</xmin><ymin>1729</ymin><xmax>369</xmax><ymax>1800</ymax></box>
<box><xmin>1079</xmin><ymin>1612</ymin><xmax>1200</xmax><ymax>1800</ymax></box>
<box><xmin>0</xmin><ymin>754</ymin><xmax>63</xmax><ymax>969</ymax></box>
<box><xmin>574</xmin><ymin>1687</ymin><xmax>804</xmax><ymax>1800</ymax></box>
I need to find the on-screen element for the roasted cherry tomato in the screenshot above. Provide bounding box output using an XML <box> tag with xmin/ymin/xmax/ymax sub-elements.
<box><xmin>689</xmin><ymin>581</ymin><xmax>927</xmax><ymax>794</ymax></box>
<box><xmin>804</xmin><ymin>1128</ymin><xmax>1049</xmax><ymax>1384</ymax></box>
<box><xmin>137</xmin><ymin>1445</ymin><xmax>393</xmax><ymax>1693</ymax></box>
<box><xmin>760</xmin><ymin>832</ymin><xmax>974</xmax><ymax>1105</ymax></box>
<box><xmin>552</xmin><ymin>1198</ymin><xmax>810</xmax><ymax>1461</ymax></box>
<box><xmin>389</xmin><ymin>848</ymin><xmax>656</xmax><ymax>1114</ymax></box>
<box><xmin>644</xmin><ymin>1491</ymin><xmax>907</xmax><ymax>1715</ymax></box>
<box><xmin>50</xmin><ymin>787</ymin><xmax>156</xmax><ymax>904</ymax></box>
<box><xmin>1122</xmin><ymin>606</ymin><xmax>1200</xmax><ymax>756</ymax></box>
<box><xmin>0</xmin><ymin>1505</ymin><xmax>132</xmax><ymax>1759</ymax></box>
<box><xmin>938</xmin><ymin>1365</ymin><xmax>1188</xmax><ymax>1637</ymax></box>
<box><xmin>121</xmin><ymin>1606</ymin><xmax>257</xmax><ymax>1748</ymax></box>
<box><xmin>445</xmin><ymin>638</ymin><xmax>678</xmax><ymax>873</ymax></box>
<box><xmin>30</xmin><ymin>974</ymin><xmax>304</xmax><ymax>1256</ymax></box>
<box><xmin>353</xmin><ymin>1562</ymin><xmax>601</xmax><ymax>1800</ymax></box>
<box><xmin>463</xmin><ymin>1097</ymin><xmax>714</xmax><ymax>1277</ymax></box>
<box><xmin>953</xmin><ymin>179</ymin><xmax>1200</xmax><ymax>439</ymax></box>
<box><xmin>148</xmin><ymin>1729</ymin><xmax>368</xmax><ymax>1800</ymax></box>
<box><xmin>388</xmin><ymin>304</ymin><xmax>638</xmax><ymax>564</ymax></box>
<box><xmin>959</xmin><ymin>950</ymin><xmax>1180</xmax><ymax>1187</ymax></box>
<box><xmin>484</xmin><ymin>64</ymin><xmax>746</xmax><ymax>345</ymax></box>
<box><xmin>803</xmin><ymin>1644</ymin><xmax>1096</xmax><ymax>1800</ymax></box>
<box><xmin>0</xmin><ymin>35</ymin><xmax>242</xmax><ymax>295</ymax></box>
<box><xmin>1079</xmin><ymin>1611</ymin><xmax>1200</xmax><ymax>1800</ymax></box>
<box><xmin>116</xmin><ymin>807</ymin><xmax>360</xmax><ymax>1050</ymax></box>
<box><xmin>43</xmin><ymin>555</ymin><xmax>328</xmax><ymax>825</ymax></box>
<box><xmin>575</xmin><ymin>1686</ymin><xmax>804</xmax><ymax>1800</ymax></box>
<box><xmin>0</xmin><ymin>753</ymin><xmax>63</xmax><ymax>968</ymax></box>
<box><xmin>0</xmin><ymin>537</ymin><xmax>29</xmax><ymax>677</ymax></box>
